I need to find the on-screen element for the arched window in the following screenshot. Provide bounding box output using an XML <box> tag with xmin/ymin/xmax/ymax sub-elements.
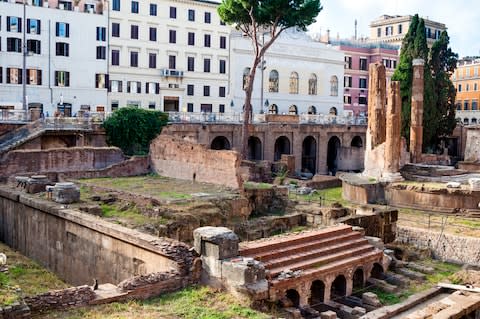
<box><xmin>308</xmin><ymin>105</ymin><xmax>317</xmax><ymax>115</ymax></box>
<box><xmin>289</xmin><ymin>72</ymin><xmax>299</xmax><ymax>94</ymax></box>
<box><xmin>269</xmin><ymin>70</ymin><xmax>279</xmax><ymax>92</ymax></box>
<box><xmin>472</xmin><ymin>118</ymin><xmax>477</xmax><ymax>124</ymax></box>
<box><xmin>242</xmin><ymin>67</ymin><xmax>251</xmax><ymax>91</ymax></box>
<box><xmin>268</xmin><ymin>104</ymin><xmax>278</xmax><ymax>114</ymax></box>
<box><xmin>330</xmin><ymin>75</ymin><xmax>338</xmax><ymax>96</ymax></box>
<box><xmin>464</xmin><ymin>118</ymin><xmax>469</xmax><ymax>125</ymax></box>
<box><xmin>329</xmin><ymin>107</ymin><xmax>338</xmax><ymax>116</ymax></box>
<box><xmin>289</xmin><ymin>105</ymin><xmax>298</xmax><ymax>115</ymax></box>
<box><xmin>308</xmin><ymin>74</ymin><xmax>317</xmax><ymax>95</ymax></box>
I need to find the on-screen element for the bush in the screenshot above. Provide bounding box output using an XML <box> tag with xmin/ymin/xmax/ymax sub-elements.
<box><xmin>103</xmin><ymin>107</ymin><xmax>168</xmax><ymax>155</ymax></box>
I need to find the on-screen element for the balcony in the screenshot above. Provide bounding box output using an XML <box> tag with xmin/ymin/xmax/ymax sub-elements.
<box><xmin>160</xmin><ymin>69</ymin><xmax>184</xmax><ymax>78</ymax></box>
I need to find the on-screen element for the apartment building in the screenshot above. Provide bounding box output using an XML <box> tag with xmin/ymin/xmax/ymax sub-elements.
<box><xmin>452</xmin><ymin>57</ymin><xmax>480</xmax><ymax>125</ymax></box>
<box><xmin>369</xmin><ymin>14</ymin><xmax>446</xmax><ymax>48</ymax></box>
<box><xmin>108</xmin><ymin>0</ymin><xmax>231</xmax><ymax>113</ymax></box>
<box><xmin>230</xmin><ymin>29</ymin><xmax>344</xmax><ymax>116</ymax></box>
<box><xmin>0</xmin><ymin>0</ymin><xmax>108</xmax><ymax>115</ymax></box>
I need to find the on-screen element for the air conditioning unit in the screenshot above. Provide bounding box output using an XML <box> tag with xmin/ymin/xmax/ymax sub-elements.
<box><xmin>170</xmin><ymin>70</ymin><xmax>179</xmax><ymax>76</ymax></box>
<box><xmin>168</xmin><ymin>83</ymin><xmax>179</xmax><ymax>88</ymax></box>
<box><xmin>161</xmin><ymin>69</ymin><xmax>170</xmax><ymax>76</ymax></box>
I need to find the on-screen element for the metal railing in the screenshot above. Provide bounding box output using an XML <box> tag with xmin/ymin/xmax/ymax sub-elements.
<box><xmin>0</xmin><ymin>110</ymin><xmax>29</xmax><ymax>122</ymax></box>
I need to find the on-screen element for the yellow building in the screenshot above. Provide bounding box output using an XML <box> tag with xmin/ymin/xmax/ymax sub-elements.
<box><xmin>452</xmin><ymin>58</ymin><xmax>480</xmax><ymax>125</ymax></box>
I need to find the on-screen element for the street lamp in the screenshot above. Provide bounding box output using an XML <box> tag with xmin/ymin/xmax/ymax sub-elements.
<box><xmin>258</xmin><ymin>31</ymin><xmax>269</xmax><ymax>114</ymax></box>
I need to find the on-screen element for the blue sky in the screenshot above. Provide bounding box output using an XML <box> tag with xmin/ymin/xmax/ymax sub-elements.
<box><xmin>308</xmin><ymin>0</ymin><xmax>478</xmax><ymax>58</ymax></box>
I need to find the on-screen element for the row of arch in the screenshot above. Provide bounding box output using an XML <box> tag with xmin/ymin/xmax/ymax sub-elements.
<box><xmin>266</xmin><ymin>105</ymin><xmax>339</xmax><ymax>116</ymax></box>
<box><xmin>242</xmin><ymin>68</ymin><xmax>339</xmax><ymax>96</ymax></box>
<box><xmin>211</xmin><ymin>134</ymin><xmax>363</xmax><ymax>174</ymax></box>
<box><xmin>459</xmin><ymin>117</ymin><xmax>478</xmax><ymax>125</ymax></box>
<box><xmin>285</xmin><ymin>263</ymin><xmax>384</xmax><ymax>307</ymax></box>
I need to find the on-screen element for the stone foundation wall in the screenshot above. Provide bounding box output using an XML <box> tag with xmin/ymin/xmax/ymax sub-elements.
<box><xmin>0</xmin><ymin>302</ymin><xmax>30</xmax><ymax>319</ymax></box>
<box><xmin>396</xmin><ymin>226</ymin><xmax>480</xmax><ymax>266</ymax></box>
<box><xmin>24</xmin><ymin>286</ymin><xmax>95</xmax><ymax>313</ymax></box>
<box><xmin>457</xmin><ymin>161</ymin><xmax>480</xmax><ymax>172</ymax></box>
<box><xmin>464</xmin><ymin>127</ymin><xmax>480</xmax><ymax>162</ymax></box>
<box><xmin>338</xmin><ymin>146</ymin><xmax>364</xmax><ymax>171</ymax></box>
<box><xmin>341</xmin><ymin>180</ymin><xmax>385</xmax><ymax>205</ymax></box>
<box><xmin>150</xmin><ymin>135</ymin><xmax>242</xmax><ymax>189</ymax></box>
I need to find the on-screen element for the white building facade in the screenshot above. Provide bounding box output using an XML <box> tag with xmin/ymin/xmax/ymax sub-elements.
<box><xmin>108</xmin><ymin>0</ymin><xmax>231</xmax><ymax>113</ymax></box>
<box><xmin>229</xmin><ymin>29</ymin><xmax>345</xmax><ymax>116</ymax></box>
<box><xmin>0</xmin><ymin>0</ymin><xmax>108</xmax><ymax>116</ymax></box>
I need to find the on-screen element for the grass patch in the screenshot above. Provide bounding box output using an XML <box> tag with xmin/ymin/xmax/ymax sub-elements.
<box><xmin>100</xmin><ymin>204</ymin><xmax>167</xmax><ymax>226</ymax></box>
<box><xmin>243</xmin><ymin>182</ymin><xmax>273</xmax><ymax>190</ymax></box>
<box><xmin>158</xmin><ymin>191</ymin><xmax>191</xmax><ymax>199</ymax></box>
<box><xmin>290</xmin><ymin>187</ymin><xmax>348</xmax><ymax>207</ymax></box>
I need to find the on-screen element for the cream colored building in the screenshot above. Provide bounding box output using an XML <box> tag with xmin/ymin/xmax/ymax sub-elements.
<box><xmin>108</xmin><ymin>0</ymin><xmax>231</xmax><ymax>112</ymax></box>
<box><xmin>369</xmin><ymin>14</ymin><xmax>446</xmax><ymax>48</ymax></box>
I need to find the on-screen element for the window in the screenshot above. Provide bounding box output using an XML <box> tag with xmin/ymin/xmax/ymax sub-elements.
<box><xmin>289</xmin><ymin>72</ymin><xmax>299</xmax><ymax>94</ymax></box>
<box><xmin>219</xmin><ymin>104</ymin><xmax>225</xmax><ymax>113</ymax></box>
<box><xmin>203</xmin><ymin>58</ymin><xmax>210</xmax><ymax>72</ymax></box>
<box><xmin>220</xmin><ymin>36</ymin><xmax>226</xmax><ymax>49</ymax></box>
<box><xmin>473</xmin><ymin>100</ymin><xmax>478</xmax><ymax>111</ymax></box>
<box><xmin>187</xmin><ymin>57</ymin><xmax>195</xmax><ymax>71</ymax></box>
<box><xmin>204</xmin><ymin>34</ymin><xmax>211</xmax><ymax>47</ymax></box>
<box><xmin>95</xmin><ymin>73</ymin><xmax>106</xmax><ymax>88</ymax></box>
<box><xmin>243</xmin><ymin>67</ymin><xmax>251</xmax><ymax>91</ymax></box>
<box><xmin>146</xmin><ymin>82</ymin><xmax>159</xmax><ymax>94</ymax></box>
<box><xmin>55</xmin><ymin>71</ymin><xmax>70</xmax><ymax>87</ymax></box>
<box><xmin>201</xmin><ymin>104</ymin><xmax>212</xmax><ymax>112</ymax></box>
<box><xmin>308</xmin><ymin>74</ymin><xmax>317</xmax><ymax>95</ymax></box>
<box><xmin>55</xmin><ymin>42</ymin><xmax>69</xmax><ymax>56</ymax></box>
<box><xmin>359</xmin><ymin>58</ymin><xmax>367</xmax><ymax>71</ymax></box>
<box><xmin>345</xmin><ymin>56</ymin><xmax>352</xmax><ymax>69</ymax></box>
<box><xmin>385</xmin><ymin>26</ymin><xmax>393</xmax><ymax>36</ymax></box>
<box><xmin>475</xmin><ymin>83</ymin><xmax>478</xmax><ymax>91</ymax></box>
<box><xmin>188</xmin><ymin>32</ymin><xmax>195</xmax><ymax>45</ymax></box>
<box><xmin>127</xmin><ymin>81</ymin><xmax>141</xmax><ymax>93</ymax></box>
<box><xmin>203</xmin><ymin>85</ymin><xmax>210</xmax><ymax>96</ymax></box>
<box><xmin>130</xmin><ymin>51</ymin><xmax>138</xmax><ymax>67</ymax></box>
<box><xmin>330</xmin><ymin>76</ymin><xmax>338</xmax><ymax>96</ymax></box>
<box><xmin>377</xmin><ymin>27</ymin><xmax>381</xmax><ymax>37</ymax></box>
<box><xmin>458</xmin><ymin>84</ymin><xmax>462</xmax><ymax>92</ymax></box>
<box><xmin>0</xmin><ymin>67</ymin><xmax>2</xmax><ymax>83</ymax></box>
<box><xmin>27</xmin><ymin>39</ymin><xmax>41</xmax><ymax>54</ymax></box>
<box><xmin>131</xmin><ymin>25</ymin><xmax>138</xmax><ymax>39</ymax></box>
<box><xmin>169</xmin><ymin>55</ymin><xmax>176</xmax><ymax>69</ymax></box>
<box><xmin>344</xmin><ymin>76</ymin><xmax>352</xmax><ymax>88</ymax></box>
<box><xmin>7</xmin><ymin>17</ymin><xmax>22</xmax><ymax>32</ymax></box>
<box><xmin>26</xmin><ymin>69</ymin><xmax>42</xmax><ymax>85</ymax></box>
<box><xmin>204</xmin><ymin>12</ymin><xmax>211</xmax><ymax>23</ymax></box>
<box><xmin>7</xmin><ymin>38</ymin><xmax>22</xmax><ymax>52</ymax></box>
<box><xmin>344</xmin><ymin>95</ymin><xmax>351</xmax><ymax>104</ymax></box>
<box><xmin>112</xmin><ymin>23</ymin><xmax>120</xmax><ymax>37</ymax></box>
<box><xmin>148</xmin><ymin>102</ymin><xmax>155</xmax><ymax>109</ymax></box>
<box><xmin>131</xmin><ymin>1</ymin><xmax>139</xmax><ymax>13</ymax></box>
<box><xmin>188</xmin><ymin>9</ymin><xmax>195</xmax><ymax>21</ymax></box>
<box><xmin>220</xmin><ymin>20</ymin><xmax>226</xmax><ymax>26</ymax></box>
<box><xmin>219</xmin><ymin>86</ymin><xmax>226</xmax><ymax>97</ymax></box>
<box><xmin>359</xmin><ymin>96</ymin><xmax>367</xmax><ymax>105</ymax></box>
<box><xmin>149</xmin><ymin>53</ymin><xmax>156</xmax><ymax>68</ymax></box>
<box><xmin>426</xmin><ymin>27</ymin><xmax>431</xmax><ymax>39</ymax></box>
<box><xmin>6</xmin><ymin>68</ymin><xmax>22</xmax><ymax>84</ymax></box>
<box><xmin>110</xmin><ymin>80</ymin><xmax>122</xmax><ymax>92</ymax></box>
<box><xmin>455</xmin><ymin>102</ymin><xmax>461</xmax><ymax>110</ymax></box>
<box><xmin>170</xmin><ymin>6</ymin><xmax>177</xmax><ymax>18</ymax></box>
<box><xmin>398</xmin><ymin>24</ymin><xmax>402</xmax><ymax>34</ymax></box>
<box><xmin>219</xmin><ymin>59</ymin><xmax>226</xmax><ymax>74</ymax></box>
<box><xmin>187</xmin><ymin>84</ymin><xmax>194</xmax><ymax>96</ymax></box>
<box><xmin>55</xmin><ymin>22</ymin><xmax>69</xmax><ymax>37</ymax></box>
<box><xmin>187</xmin><ymin>103</ymin><xmax>194</xmax><ymax>112</ymax></box>
<box><xmin>467</xmin><ymin>84</ymin><xmax>470</xmax><ymax>91</ymax></box>
<box><xmin>169</xmin><ymin>30</ymin><xmax>176</xmax><ymax>43</ymax></box>
<box><xmin>112</xmin><ymin>0</ymin><xmax>120</xmax><ymax>11</ymax></box>
<box><xmin>96</xmin><ymin>46</ymin><xmax>106</xmax><ymax>60</ymax></box>
<box><xmin>27</xmin><ymin>19</ymin><xmax>41</xmax><ymax>34</ymax></box>
<box><xmin>150</xmin><ymin>3</ymin><xmax>157</xmax><ymax>16</ymax></box>
<box><xmin>112</xmin><ymin>50</ymin><xmax>120</xmax><ymax>65</ymax></box>
<box><xmin>359</xmin><ymin>77</ymin><xmax>367</xmax><ymax>89</ymax></box>
<box><xmin>269</xmin><ymin>70</ymin><xmax>279</xmax><ymax>92</ymax></box>
<box><xmin>96</xmin><ymin>26</ymin><xmax>106</xmax><ymax>41</ymax></box>
<box><xmin>150</xmin><ymin>27</ymin><xmax>157</xmax><ymax>41</ymax></box>
<box><xmin>464</xmin><ymin>100</ymin><xmax>470</xmax><ymax>110</ymax></box>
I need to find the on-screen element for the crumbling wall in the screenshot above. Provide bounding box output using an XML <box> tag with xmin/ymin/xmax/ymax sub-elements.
<box><xmin>24</xmin><ymin>285</ymin><xmax>95</xmax><ymax>313</ymax></box>
<box><xmin>464</xmin><ymin>128</ymin><xmax>480</xmax><ymax>162</ymax></box>
<box><xmin>150</xmin><ymin>135</ymin><xmax>242</xmax><ymax>189</ymax></box>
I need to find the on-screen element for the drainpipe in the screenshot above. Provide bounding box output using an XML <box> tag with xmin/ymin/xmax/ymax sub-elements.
<box><xmin>48</xmin><ymin>19</ymin><xmax>53</xmax><ymax>110</ymax></box>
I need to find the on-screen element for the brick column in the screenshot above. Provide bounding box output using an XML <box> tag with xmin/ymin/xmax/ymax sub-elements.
<box><xmin>410</xmin><ymin>59</ymin><xmax>424</xmax><ymax>163</ymax></box>
<box><xmin>367</xmin><ymin>63</ymin><xmax>387</xmax><ymax>149</ymax></box>
<box><xmin>385</xmin><ymin>81</ymin><xmax>402</xmax><ymax>173</ymax></box>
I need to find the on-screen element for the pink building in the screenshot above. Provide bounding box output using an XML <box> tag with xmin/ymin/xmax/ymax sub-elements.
<box><xmin>332</xmin><ymin>40</ymin><xmax>399</xmax><ymax>116</ymax></box>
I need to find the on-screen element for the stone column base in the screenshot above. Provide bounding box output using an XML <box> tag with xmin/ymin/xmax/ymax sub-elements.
<box><xmin>380</xmin><ymin>172</ymin><xmax>404</xmax><ymax>182</ymax></box>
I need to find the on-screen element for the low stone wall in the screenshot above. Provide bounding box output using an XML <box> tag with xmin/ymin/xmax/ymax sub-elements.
<box><xmin>457</xmin><ymin>161</ymin><xmax>480</xmax><ymax>172</ymax></box>
<box><xmin>343</xmin><ymin>209</ymin><xmax>398</xmax><ymax>244</ymax></box>
<box><xmin>150</xmin><ymin>135</ymin><xmax>242</xmax><ymax>189</ymax></box>
<box><xmin>0</xmin><ymin>302</ymin><xmax>31</xmax><ymax>319</ymax></box>
<box><xmin>396</xmin><ymin>226</ymin><xmax>480</xmax><ymax>266</ymax></box>
<box><xmin>24</xmin><ymin>286</ymin><xmax>95</xmax><ymax>313</ymax></box>
<box><xmin>341</xmin><ymin>178</ymin><xmax>385</xmax><ymax>205</ymax></box>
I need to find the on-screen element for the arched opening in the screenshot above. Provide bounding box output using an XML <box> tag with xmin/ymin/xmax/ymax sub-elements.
<box><xmin>351</xmin><ymin>136</ymin><xmax>363</xmax><ymax>148</ymax></box>
<box><xmin>289</xmin><ymin>72</ymin><xmax>299</xmax><ymax>94</ymax></box>
<box><xmin>308</xmin><ymin>74</ymin><xmax>317</xmax><ymax>95</ymax></box>
<box><xmin>472</xmin><ymin>118</ymin><xmax>477</xmax><ymax>124</ymax></box>
<box><xmin>288</xmin><ymin>105</ymin><xmax>298</xmax><ymax>115</ymax></box>
<box><xmin>242</xmin><ymin>67</ymin><xmax>251</xmax><ymax>91</ymax></box>
<box><xmin>274</xmin><ymin>136</ymin><xmax>291</xmax><ymax>161</ymax></box>
<box><xmin>308</xmin><ymin>105</ymin><xmax>317</xmax><ymax>115</ymax></box>
<box><xmin>327</xmin><ymin>136</ymin><xmax>341</xmax><ymax>176</ymax></box>
<box><xmin>371</xmin><ymin>263</ymin><xmax>384</xmax><ymax>279</ymax></box>
<box><xmin>309</xmin><ymin>280</ymin><xmax>325</xmax><ymax>304</ymax></box>
<box><xmin>269</xmin><ymin>70</ymin><xmax>279</xmax><ymax>92</ymax></box>
<box><xmin>248</xmin><ymin>136</ymin><xmax>262</xmax><ymax>161</ymax></box>
<box><xmin>285</xmin><ymin>289</ymin><xmax>300</xmax><ymax>307</ymax></box>
<box><xmin>268</xmin><ymin>104</ymin><xmax>278</xmax><ymax>114</ymax></box>
<box><xmin>464</xmin><ymin>118</ymin><xmax>469</xmax><ymax>125</ymax></box>
<box><xmin>331</xmin><ymin>275</ymin><xmax>347</xmax><ymax>299</ymax></box>
<box><xmin>330</xmin><ymin>75</ymin><xmax>338</xmax><ymax>96</ymax></box>
<box><xmin>302</xmin><ymin>136</ymin><xmax>317</xmax><ymax>174</ymax></box>
<box><xmin>57</xmin><ymin>102</ymin><xmax>72</xmax><ymax>117</ymax></box>
<box><xmin>329</xmin><ymin>107</ymin><xmax>338</xmax><ymax>116</ymax></box>
<box><xmin>353</xmin><ymin>268</ymin><xmax>364</xmax><ymax>292</ymax></box>
<box><xmin>210</xmin><ymin>136</ymin><xmax>231</xmax><ymax>150</ymax></box>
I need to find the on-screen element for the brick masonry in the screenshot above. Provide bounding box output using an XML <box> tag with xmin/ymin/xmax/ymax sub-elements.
<box><xmin>24</xmin><ymin>286</ymin><xmax>95</xmax><ymax>313</ymax></box>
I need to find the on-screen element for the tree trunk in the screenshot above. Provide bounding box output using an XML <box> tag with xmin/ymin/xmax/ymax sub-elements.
<box><xmin>241</xmin><ymin>62</ymin><xmax>259</xmax><ymax>160</ymax></box>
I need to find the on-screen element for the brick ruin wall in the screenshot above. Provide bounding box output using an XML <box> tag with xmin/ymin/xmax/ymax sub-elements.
<box><xmin>0</xmin><ymin>187</ymin><xmax>195</xmax><ymax>286</ymax></box>
<box><xmin>396</xmin><ymin>226</ymin><xmax>480</xmax><ymax>266</ymax></box>
<box><xmin>150</xmin><ymin>135</ymin><xmax>242</xmax><ymax>189</ymax></box>
<box><xmin>464</xmin><ymin>127</ymin><xmax>480</xmax><ymax>162</ymax></box>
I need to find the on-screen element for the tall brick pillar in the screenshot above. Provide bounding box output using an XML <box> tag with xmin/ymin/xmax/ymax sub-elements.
<box><xmin>367</xmin><ymin>63</ymin><xmax>386</xmax><ymax>149</ymax></box>
<box><xmin>385</xmin><ymin>81</ymin><xmax>401</xmax><ymax>174</ymax></box>
<box><xmin>410</xmin><ymin>59</ymin><xmax>424</xmax><ymax>163</ymax></box>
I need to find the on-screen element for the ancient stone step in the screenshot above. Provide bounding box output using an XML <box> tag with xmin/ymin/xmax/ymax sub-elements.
<box><xmin>406</xmin><ymin>262</ymin><xmax>434</xmax><ymax>274</ymax></box>
<box><xmin>269</xmin><ymin>244</ymin><xmax>376</xmax><ymax>277</ymax></box>
<box><xmin>367</xmin><ymin>278</ymin><xmax>398</xmax><ymax>293</ymax></box>
<box><xmin>239</xmin><ymin>224</ymin><xmax>353</xmax><ymax>257</ymax></box>
<box><xmin>243</xmin><ymin>231</ymin><xmax>362</xmax><ymax>263</ymax></box>
<box><xmin>384</xmin><ymin>271</ymin><xmax>409</xmax><ymax>288</ymax></box>
<box><xmin>394</xmin><ymin>267</ymin><xmax>427</xmax><ymax>281</ymax></box>
<box><xmin>263</xmin><ymin>238</ymin><xmax>369</xmax><ymax>270</ymax></box>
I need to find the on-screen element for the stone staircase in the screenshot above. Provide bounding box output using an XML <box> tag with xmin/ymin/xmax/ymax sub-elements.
<box><xmin>0</xmin><ymin>120</ymin><xmax>46</xmax><ymax>155</ymax></box>
<box><xmin>239</xmin><ymin>225</ymin><xmax>383</xmax><ymax>287</ymax></box>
